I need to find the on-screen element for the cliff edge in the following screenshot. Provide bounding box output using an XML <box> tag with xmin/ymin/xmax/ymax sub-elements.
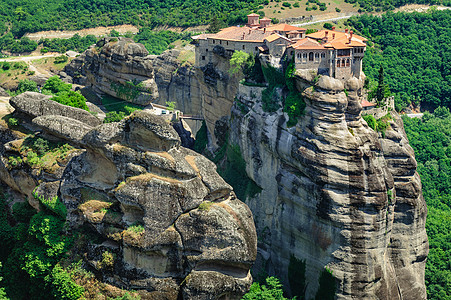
<box><xmin>229</xmin><ymin>71</ymin><xmax>428</xmax><ymax>299</ymax></box>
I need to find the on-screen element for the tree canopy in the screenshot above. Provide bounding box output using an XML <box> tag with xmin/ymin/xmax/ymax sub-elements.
<box><xmin>347</xmin><ymin>10</ymin><xmax>451</xmax><ymax>111</ymax></box>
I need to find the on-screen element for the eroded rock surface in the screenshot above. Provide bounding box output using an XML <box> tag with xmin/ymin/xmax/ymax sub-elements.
<box><xmin>64</xmin><ymin>37</ymin><xmax>159</xmax><ymax>105</ymax></box>
<box><xmin>0</xmin><ymin>108</ymin><xmax>257</xmax><ymax>299</ymax></box>
<box><xmin>229</xmin><ymin>72</ymin><xmax>428</xmax><ymax>299</ymax></box>
<box><xmin>10</xmin><ymin>91</ymin><xmax>101</xmax><ymax>127</ymax></box>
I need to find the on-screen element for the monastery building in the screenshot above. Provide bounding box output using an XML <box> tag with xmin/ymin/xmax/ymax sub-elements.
<box><xmin>193</xmin><ymin>14</ymin><xmax>367</xmax><ymax>80</ymax></box>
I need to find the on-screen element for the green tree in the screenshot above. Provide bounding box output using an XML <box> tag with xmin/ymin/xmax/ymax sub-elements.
<box><xmin>229</xmin><ymin>51</ymin><xmax>251</xmax><ymax>75</ymax></box>
<box><xmin>376</xmin><ymin>65</ymin><xmax>385</xmax><ymax>106</ymax></box>
<box><xmin>50</xmin><ymin>91</ymin><xmax>89</xmax><ymax>111</ymax></box>
<box><xmin>17</xmin><ymin>79</ymin><xmax>38</xmax><ymax>94</ymax></box>
<box><xmin>207</xmin><ymin>16</ymin><xmax>226</xmax><ymax>33</ymax></box>
<box><xmin>242</xmin><ymin>277</ymin><xmax>294</xmax><ymax>300</ymax></box>
<box><xmin>42</xmin><ymin>76</ymin><xmax>72</xmax><ymax>94</ymax></box>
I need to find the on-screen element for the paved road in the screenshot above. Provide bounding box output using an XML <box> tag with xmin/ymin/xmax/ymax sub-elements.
<box><xmin>292</xmin><ymin>14</ymin><xmax>357</xmax><ymax>27</ymax></box>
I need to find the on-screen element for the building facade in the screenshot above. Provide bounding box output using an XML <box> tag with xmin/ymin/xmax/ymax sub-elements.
<box><xmin>193</xmin><ymin>16</ymin><xmax>366</xmax><ymax>81</ymax></box>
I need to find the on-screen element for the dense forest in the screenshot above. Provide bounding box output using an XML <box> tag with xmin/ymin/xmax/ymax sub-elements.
<box><xmin>402</xmin><ymin>108</ymin><xmax>451</xmax><ymax>300</ymax></box>
<box><xmin>347</xmin><ymin>10</ymin><xmax>451</xmax><ymax>111</ymax></box>
<box><xmin>0</xmin><ymin>0</ymin><xmax>267</xmax><ymax>37</ymax></box>
<box><xmin>345</xmin><ymin>0</ymin><xmax>451</xmax><ymax>12</ymax></box>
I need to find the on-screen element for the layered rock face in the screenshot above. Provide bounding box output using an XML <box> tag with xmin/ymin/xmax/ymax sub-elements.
<box><xmin>64</xmin><ymin>37</ymin><xmax>159</xmax><ymax>105</ymax></box>
<box><xmin>0</xmin><ymin>98</ymin><xmax>257</xmax><ymax>299</ymax></box>
<box><xmin>229</xmin><ymin>71</ymin><xmax>428</xmax><ymax>299</ymax></box>
<box><xmin>65</xmin><ymin>48</ymin><xmax>239</xmax><ymax>145</ymax></box>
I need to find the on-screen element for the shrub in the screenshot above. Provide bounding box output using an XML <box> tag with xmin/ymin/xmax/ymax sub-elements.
<box><xmin>104</xmin><ymin>111</ymin><xmax>127</xmax><ymax>123</ymax></box>
<box><xmin>335</xmin><ymin>7</ymin><xmax>341</xmax><ymax>12</ymax></box>
<box><xmin>33</xmin><ymin>189</ymin><xmax>67</xmax><ymax>219</ymax></box>
<box><xmin>363</xmin><ymin>114</ymin><xmax>377</xmax><ymax>131</ymax></box>
<box><xmin>98</xmin><ymin>251</ymin><xmax>115</xmax><ymax>270</ymax></box>
<box><xmin>282</xmin><ymin>2</ymin><xmax>291</xmax><ymax>7</ymax></box>
<box><xmin>293</xmin><ymin>2</ymin><xmax>300</xmax><ymax>7</ymax></box>
<box><xmin>50</xmin><ymin>264</ymin><xmax>84</xmax><ymax>300</ymax></box>
<box><xmin>242</xmin><ymin>277</ymin><xmax>293</xmax><ymax>300</ymax></box>
<box><xmin>50</xmin><ymin>91</ymin><xmax>89</xmax><ymax>111</ymax></box>
<box><xmin>54</xmin><ymin>55</ymin><xmax>68</xmax><ymax>64</ymax></box>
<box><xmin>323</xmin><ymin>22</ymin><xmax>333</xmax><ymax>30</ymax></box>
<box><xmin>43</xmin><ymin>76</ymin><xmax>72</xmax><ymax>94</ymax></box>
<box><xmin>7</xmin><ymin>117</ymin><xmax>19</xmax><ymax>127</ymax></box>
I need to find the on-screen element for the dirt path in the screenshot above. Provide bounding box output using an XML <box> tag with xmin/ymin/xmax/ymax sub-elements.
<box><xmin>394</xmin><ymin>4</ymin><xmax>451</xmax><ymax>12</ymax></box>
<box><xmin>24</xmin><ymin>25</ymin><xmax>139</xmax><ymax>41</ymax></box>
<box><xmin>0</xmin><ymin>53</ymin><xmax>59</xmax><ymax>63</ymax></box>
<box><xmin>292</xmin><ymin>14</ymin><xmax>357</xmax><ymax>27</ymax></box>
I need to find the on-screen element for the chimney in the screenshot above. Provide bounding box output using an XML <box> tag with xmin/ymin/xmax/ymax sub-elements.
<box><xmin>350</xmin><ymin>30</ymin><xmax>353</xmax><ymax>37</ymax></box>
<box><xmin>242</xmin><ymin>33</ymin><xmax>245</xmax><ymax>40</ymax></box>
<box><xmin>332</xmin><ymin>26</ymin><xmax>336</xmax><ymax>31</ymax></box>
<box><xmin>332</xmin><ymin>33</ymin><xmax>335</xmax><ymax>39</ymax></box>
<box><xmin>345</xmin><ymin>28</ymin><xmax>348</xmax><ymax>33</ymax></box>
<box><xmin>324</xmin><ymin>30</ymin><xmax>328</xmax><ymax>41</ymax></box>
<box><xmin>264</xmin><ymin>27</ymin><xmax>266</xmax><ymax>33</ymax></box>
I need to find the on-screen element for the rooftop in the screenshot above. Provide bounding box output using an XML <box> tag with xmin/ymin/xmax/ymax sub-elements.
<box><xmin>209</xmin><ymin>26</ymin><xmax>273</xmax><ymax>42</ymax></box>
<box><xmin>266</xmin><ymin>23</ymin><xmax>306</xmax><ymax>32</ymax></box>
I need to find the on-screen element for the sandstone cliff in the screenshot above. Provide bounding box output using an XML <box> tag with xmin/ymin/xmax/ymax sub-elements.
<box><xmin>65</xmin><ymin>48</ymin><xmax>238</xmax><ymax>146</ymax></box>
<box><xmin>64</xmin><ymin>37</ymin><xmax>159</xmax><ymax>105</ymax></box>
<box><xmin>228</xmin><ymin>71</ymin><xmax>428</xmax><ymax>299</ymax></box>
<box><xmin>0</xmin><ymin>95</ymin><xmax>257</xmax><ymax>299</ymax></box>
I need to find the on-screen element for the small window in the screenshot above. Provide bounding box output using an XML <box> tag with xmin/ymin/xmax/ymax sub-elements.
<box><xmin>321</xmin><ymin>53</ymin><xmax>325</xmax><ymax>58</ymax></box>
<box><xmin>346</xmin><ymin>59</ymin><xmax>350</xmax><ymax>67</ymax></box>
<box><xmin>226</xmin><ymin>41</ymin><xmax>229</xmax><ymax>45</ymax></box>
<box><xmin>242</xmin><ymin>45</ymin><xmax>245</xmax><ymax>50</ymax></box>
<box><xmin>213</xmin><ymin>40</ymin><xmax>215</xmax><ymax>44</ymax></box>
<box><xmin>202</xmin><ymin>56</ymin><xmax>205</xmax><ymax>60</ymax></box>
<box><xmin>255</xmin><ymin>46</ymin><xmax>258</xmax><ymax>51</ymax></box>
<box><xmin>206</xmin><ymin>49</ymin><xmax>208</xmax><ymax>52</ymax></box>
<box><xmin>309</xmin><ymin>52</ymin><xmax>314</xmax><ymax>61</ymax></box>
<box><xmin>220</xmin><ymin>40</ymin><xmax>222</xmax><ymax>44</ymax></box>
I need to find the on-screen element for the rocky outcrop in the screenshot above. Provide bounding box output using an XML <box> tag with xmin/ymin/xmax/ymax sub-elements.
<box><xmin>65</xmin><ymin>48</ymin><xmax>239</xmax><ymax>146</ymax></box>
<box><xmin>64</xmin><ymin>37</ymin><xmax>159</xmax><ymax>105</ymax></box>
<box><xmin>228</xmin><ymin>72</ymin><xmax>428</xmax><ymax>299</ymax></box>
<box><xmin>0</xmin><ymin>87</ymin><xmax>9</xmax><ymax>97</ymax></box>
<box><xmin>10</xmin><ymin>91</ymin><xmax>101</xmax><ymax>127</ymax></box>
<box><xmin>0</xmin><ymin>107</ymin><xmax>257</xmax><ymax>299</ymax></box>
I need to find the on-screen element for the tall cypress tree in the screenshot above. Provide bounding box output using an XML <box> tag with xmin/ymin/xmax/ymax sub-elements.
<box><xmin>376</xmin><ymin>65</ymin><xmax>385</xmax><ymax>106</ymax></box>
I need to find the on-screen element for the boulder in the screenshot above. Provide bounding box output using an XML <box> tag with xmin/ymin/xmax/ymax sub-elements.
<box><xmin>10</xmin><ymin>92</ymin><xmax>101</xmax><ymax>127</ymax></box>
<box><xmin>64</xmin><ymin>38</ymin><xmax>159</xmax><ymax>105</ymax></box>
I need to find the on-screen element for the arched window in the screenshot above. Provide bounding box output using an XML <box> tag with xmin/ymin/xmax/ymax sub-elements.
<box><xmin>337</xmin><ymin>59</ymin><xmax>341</xmax><ymax>67</ymax></box>
<box><xmin>309</xmin><ymin>52</ymin><xmax>314</xmax><ymax>61</ymax></box>
<box><xmin>315</xmin><ymin>53</ymin><xmax>319</xmax><ymax>62</ymax></box>
<box><xmin>206</xmin><ymin>49</ymin><xmax>208</xmax><ymax>52</ymax></box>
<box><xmin>346</xmin><ymin>59</ymin><xmax>350</xmax><ymax>67</ymax></box>
<box><xmin>321</xmin><ymin>53</ymin><xmax>325</xmax><ymax>59</ymax></box>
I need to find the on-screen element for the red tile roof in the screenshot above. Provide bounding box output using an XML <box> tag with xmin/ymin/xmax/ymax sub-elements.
<box><xmin>290</xmin><ymin>38</ymin><xmax>325</xmax><ymax>50</ymax></box>
<box><xmin>211</xmin><ymin>26</ymin><xmax>272</xmax><ymax>42</ymax></box>
<box><xmin>361</xmin><ymin>99</ymin><xmax>376</xmax><ymax>107</ymax></box>
<box><xmin>307</xmin><ymin>29</ymin><xmax>367</xmax><ymax>49</ymax></box>
<box><xmin>267</xmin><ymin>24</ymin><xmax>306</xmax><ymax>32</ymax></box>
